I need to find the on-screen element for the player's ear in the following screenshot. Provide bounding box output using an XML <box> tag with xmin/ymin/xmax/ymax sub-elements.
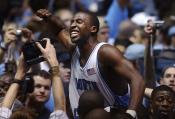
<box><xmin>90</xmin><ymin>26</ymin><xmax>97</xmax><ymax>33</ymax></box>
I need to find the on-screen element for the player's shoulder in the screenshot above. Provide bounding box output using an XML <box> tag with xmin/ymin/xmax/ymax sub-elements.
<box><xmin>99</xmin><ymin>43</ymin><xmax>121</xmax><ymax>56</ymax></box>
<box><xmin>98</xmin><ymin>43</ymin><xmax>123</xmax><ymax>63</ymax></box>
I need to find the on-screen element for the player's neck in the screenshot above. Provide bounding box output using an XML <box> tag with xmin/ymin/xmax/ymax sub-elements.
<box><xmin>78</xmin><ymin>37</ymin><xmax>99</xmax><ymax>66</ymax></box>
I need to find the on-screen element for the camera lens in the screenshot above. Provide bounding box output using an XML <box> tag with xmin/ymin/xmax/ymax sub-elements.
<box><xmin>153</xmin><ymin>21</ymin><xmax>164</xmax><ymax>29</ymax></box>
<box><xmin>16</xmin><ymin>29</ymin><xmax>22</xmax><ymax>35</ymax></box>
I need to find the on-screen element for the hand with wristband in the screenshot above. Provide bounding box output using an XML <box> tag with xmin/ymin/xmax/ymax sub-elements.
<box><xmin>1</xmin><ymin>53</ymin><xmax>29</xmax><ymax>110</ymax></box>
<box><xmin>36</xmin><ymin>38</ymin><xmax>59</xmax><ymax>67</ymax></box>
<box><xmin>36</xmin><ymin>38</ymin><xmax>67</xmax><ymax>111</ymax></box>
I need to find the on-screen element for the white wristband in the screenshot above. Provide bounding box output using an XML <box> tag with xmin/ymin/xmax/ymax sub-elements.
<box><xmin>126</xmin><ymin>109</ymin><xmax>136</xmax><ymax>118</ymax></box>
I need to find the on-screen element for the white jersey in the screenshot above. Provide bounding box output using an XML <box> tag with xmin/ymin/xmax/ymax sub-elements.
<box><xmin>69</xmin><ymin>42</ymin><xmax>130</xmax><ymax>118</ymax></box>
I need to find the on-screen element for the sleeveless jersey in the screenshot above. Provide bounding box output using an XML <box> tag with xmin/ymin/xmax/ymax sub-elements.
<box><xmin>69</xmin><ymin>42</ymin><xmax>130</xmax><ymax>118</ymax></box>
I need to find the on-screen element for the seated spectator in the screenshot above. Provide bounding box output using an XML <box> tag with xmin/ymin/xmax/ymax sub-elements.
<box><xmin>149</xmin><ymin>85</ymin><xmax>175</xmax><ymax>119</ymax></box>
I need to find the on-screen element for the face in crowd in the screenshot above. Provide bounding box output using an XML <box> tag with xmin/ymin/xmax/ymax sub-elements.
<box><xmin>31</xmin><ymin>75</ymin><xmax>51</xmax><ymax>103</ymax></box>
<box><xmin>150</xmin><ymin>86</ymin><xmax>175</xmax><ymax>119</ymax></box>
<box><xmin>160</xmin><ymin>67</ymin><xmax>175</xmax><ymax>92</ymax></box>
<box><xmin>98</xmin><ymin>26</ymin><xmax>109</xmax><ymax>43</ymax></box>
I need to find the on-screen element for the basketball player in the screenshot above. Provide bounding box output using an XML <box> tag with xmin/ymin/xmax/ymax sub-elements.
<box><xmin>36</xmin><ymin>9</ymin><xmax>145</xmax><ymax>119</ymax></box>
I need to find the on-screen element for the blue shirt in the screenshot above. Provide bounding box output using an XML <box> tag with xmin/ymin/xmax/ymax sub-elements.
<box><xmin>105</xmin><ymin>0</ymin><xmax>128</xmax><ymax>38</ymax></box>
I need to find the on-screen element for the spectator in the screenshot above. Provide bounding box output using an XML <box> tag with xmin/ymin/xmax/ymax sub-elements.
<box><xmin>149</xmin><ymin>85</ymin><xmax>175</xmax><ymax>119</ymax></box>
<box><xmin>145</xmin><ymin>65</ymin><xmax>175</xmax><ymax>97</ymax></box>
<box><xmin>144</xmin><ymin>21</ymin><xmax>175</xmax><ymax>97</ymax></box>
<box><xmin>55</xmin><ymin>9</ymin><xmax>73</xmax><ymax>28</ymax></box>
<box><xmin>105</xmin><ymin>0</ymin><xmax>129</xmax><ymax>38</ymax></box>
<box><xmin>97</xmin><ymin>16</ymin><xmax>110</xmax><ymax>43</ymax></box>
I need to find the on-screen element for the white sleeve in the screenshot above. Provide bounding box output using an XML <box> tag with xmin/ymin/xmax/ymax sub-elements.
<box><xmin>49</xmin><ymin>110</ymin><xmax>69</xmax><ymax>119</ymax></box>
<box><xmin>0</xmin><ymin>107</ymin><xmax>12</xmax><ymax>119</ymax></box>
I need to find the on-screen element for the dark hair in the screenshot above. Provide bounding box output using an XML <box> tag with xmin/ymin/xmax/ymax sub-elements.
<box><xmin>31</xmin><ymin>70</ymin><xmax>51</xmax><ymax>79</ymax></box>
<box><xmin>160</xmin><ymin>65</ymin><xmax>175</xmax><ymax>78</ymax></box>
<box><xmin>78</xmin><ymin>10</ymin><xmax>99</xmax><ymax>34</ymax></box>
<box><xmin>10</xmin><ymin>107</ymin><xmax>36</xmax><ymax>119</ymax></box>
<box><xmin>77</xmin><ymin>90</ymin><xmax>104</xmax><ymax>119</ymax></box>
<box><xmin>89</xmin><ymin>13</ymin><xmax>100</xmax><ymax>34</ymax></box>
<box><xmin>84</xmin><ymin>108</ymin><xmax>111</xmax><ymax>119</ymax></box>
<box><xmin>151</xmin><ymin>85</ymin><xmax>175</xmax><ymax>100</ymax></box>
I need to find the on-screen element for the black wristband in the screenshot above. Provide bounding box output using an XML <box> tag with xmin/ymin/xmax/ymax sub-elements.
<box><xmin>11</xmin><ymin>79</ymin><xmax>23</xmax><ymax>85</ymax></box>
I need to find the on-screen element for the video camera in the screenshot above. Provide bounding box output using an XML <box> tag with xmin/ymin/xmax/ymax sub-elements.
<box><xmin>22</xmin><ymin>39</ymin><xmax>47</xmax><ymax>65</ymax></box>
<box><xmin>21</xmin><ymin>74</ymin><xmax>34</xmax><ymax>94</ymax></box>
<box><xmin>11</xmin><ymin>74</ymin><xmax>34</xmax><ymax>94</ymax></box>
<box><xmin>153</xmin><ymin>20</ymin><xmax>164</xmax><ymax>29</ymax></box>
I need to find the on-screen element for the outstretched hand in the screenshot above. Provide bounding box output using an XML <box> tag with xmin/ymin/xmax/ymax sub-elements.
<box><xmin>21</xmin><ymin>28</ymin><xmax>34</xmax><ymax>42</ymax></box>
<box><xmin>35</xmin><ymin>9</ymin><xmax>52</xmax><ymax>20</ymax></box>
<box><xmin>35</xmin><ymin>9</ymin><xmax>66</xmax><ymax>35</ymax></box>
<box><xmin>36</xmin><ymin>38</ymin><xmax>59</xmax><ymax>67</ymax></box>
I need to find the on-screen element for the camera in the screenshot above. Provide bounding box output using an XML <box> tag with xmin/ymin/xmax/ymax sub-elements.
<box><xmin>16</xmin><ymin>29</ymin><xmax>22</xmax><ymax>36</ymax></box>
<box><xmin>22</xmin><ymin>39</ymin><xmax>47</xmax><ymax>65</ymax></box>
<box><xmin>153</xmin><ymin>20</ymin><xmax>164</xmax><ymax>29</ymax></box>
<box><xmin>12</xmin><ymin>74</ymin><xmax>34</xmax><ymax>94</ymax></box>
<box><xmin>21</xmin><ymin>74</ymin><xmax>34</xmax><ymax>94</ymax></box>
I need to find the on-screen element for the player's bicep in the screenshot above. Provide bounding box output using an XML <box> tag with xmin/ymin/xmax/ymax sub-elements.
<box><xmin>99</xmin><ymin>45</ymin><xmax>137</xmax><ymax>81</ymax></box>
<box><xmin>114</xmin><ymin>58</ymin><xmax>137</xmax><ymax>81</ymax></box>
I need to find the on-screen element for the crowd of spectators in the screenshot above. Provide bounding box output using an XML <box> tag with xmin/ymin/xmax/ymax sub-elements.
<box><xmin>0</xmin><ymin>0</ymin><xmax>175</xmax><ymax>119</ymax></box>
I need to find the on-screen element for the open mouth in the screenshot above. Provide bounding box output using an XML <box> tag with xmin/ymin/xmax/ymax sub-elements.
<box><xmin>70</xmin><ymin>29</ymin><xmax>79</xmax><ymax>39</ymax></box>
<box><xmin>71</xmin><ymin>32</ymin><xmax>79</xmax><ymax>38</ymax></box>
<box><xmin>159</xmin><ymin>110</ymin><xmax>169</xmax><ymax>115</ymax></box>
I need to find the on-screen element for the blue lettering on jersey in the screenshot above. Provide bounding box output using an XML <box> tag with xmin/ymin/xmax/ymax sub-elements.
<box><xmin>75</xmin><ymin>78</ymin><xmax>98</xmax><ymax>91</ymax></box>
